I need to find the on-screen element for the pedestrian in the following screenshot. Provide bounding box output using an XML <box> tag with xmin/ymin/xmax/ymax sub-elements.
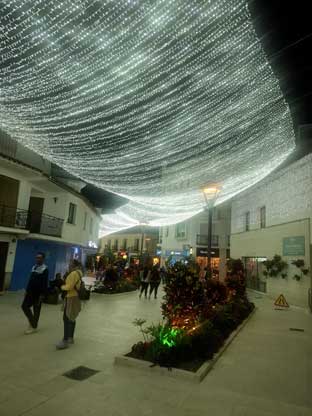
<box><xmin>22</xmin><ymin>252</ymin><xmax>49</xmax><ymax>334</ymax></box>
<box><xmin>56</xmin><ymin>259</ymin><xmax>83</xmax><ymax>350</ymax></box>
<box><xmin>149</xmin><ymin>266</ymin><xmax>161</xmax><ymax>299</ymax></box>
<box><xmin>160</xmin><ymin>266</ymin><xmax>166</xmax><ymax>284</ymax></box>
<box><xmin>139</xmin><ymin>266</ymin><xmax>151</xmax><ymax>299</ymax></box>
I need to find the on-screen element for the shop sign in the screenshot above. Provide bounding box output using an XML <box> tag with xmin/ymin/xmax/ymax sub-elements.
<box><xmin>196</xmin><ymin>247</ymin><xmax>220</xmax><ymax>257</ymax></box>
<box><xmin>282</xmin><ymin>236</ymin><xmax>305</xmax><ymax>256</ymax></box>
<box><xmin>165</xmin><ymin>249</ymin><xmax>189</xmax><ymax>257</ymax></box>
<box><xmin>88</xmin><ymin>241</ymin><xmax>98</xmax><ymax>249</ymax></box>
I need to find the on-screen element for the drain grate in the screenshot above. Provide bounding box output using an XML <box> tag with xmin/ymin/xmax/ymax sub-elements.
<box><xmin>63</xmin><ymin>366</ymin><xmax>100</xmax><ymax>381</ymax></box>
<box><xmin>289</xmin><ymin>328</ymin><xmax>305</xmax><ymax>332</ymax></box>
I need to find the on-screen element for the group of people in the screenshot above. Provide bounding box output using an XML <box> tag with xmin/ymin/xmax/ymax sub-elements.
<box><xmin>139</xmin><ymin>265</ymin><xmax>162</xmax><ymax>299</ymax></box>
<box><xmin>21</xmin><ymin>252</ymin><xmax>83</xmax><ymax>350</ymax></box>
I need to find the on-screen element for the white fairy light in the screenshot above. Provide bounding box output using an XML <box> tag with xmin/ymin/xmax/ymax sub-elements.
<box><xmin>0</xmin><ymin>0</ymin><xmax>295</xmax><ymax>236</ymax></box>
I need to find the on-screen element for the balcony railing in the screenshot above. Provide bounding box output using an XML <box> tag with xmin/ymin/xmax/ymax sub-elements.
<box><xmin>196</xmin><ymin>234</ymin><xmax>219</xmax><ymax>246</ymax></box>
<box><xmin>0</xmin><ymin>205</ymin><xmax>28</xmax><ymax>229</ymax></box>
<box><xmin>29</xmin><ymin>211</ymin><xmax>64</xmax><ymax>238</ymax></box>
<box><xmin>0</xmin><ymin>204</ymin><xmax>64</xmax><ymax>237</ymax></box>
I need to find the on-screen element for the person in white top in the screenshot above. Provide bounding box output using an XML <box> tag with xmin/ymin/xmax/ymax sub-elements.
<box><xmin>139</xmin><ymin>266</ymin><xmax>151</xmax><ymax>299</ymax></box>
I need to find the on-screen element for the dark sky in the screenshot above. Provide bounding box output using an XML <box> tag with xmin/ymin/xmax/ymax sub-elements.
<box><xmin>250</xmin><ymin>0</ymin><xmax>312</xmax><ymax>146</ymax></box>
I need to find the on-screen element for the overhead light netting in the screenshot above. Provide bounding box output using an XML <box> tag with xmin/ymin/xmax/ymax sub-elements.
<box><xmin>0</xmin><ymin>0</ymin><xmax>295</xmax><ymax>236</ymax></box>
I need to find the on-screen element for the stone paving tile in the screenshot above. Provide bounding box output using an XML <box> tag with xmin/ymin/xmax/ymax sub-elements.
<box><xmin>0</xmin><ymin>290</ymin><xmax>311</xmax><ymax>416</ymax></box>
<box><xmin>0</xmin><ymin>388</ymin><xmax>49</xmax><ymax>416</ymax></box>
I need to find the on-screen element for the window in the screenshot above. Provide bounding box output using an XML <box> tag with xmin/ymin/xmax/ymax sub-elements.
<box><xmin>122</xmin><ymin>238</ymin><xmax>127</xmax><ymax>250</ymax></box>
<box><xmin>245</xmin><ymin>211</ymin><xmax>250</xmax><ymax>232</ymax></box>
<box><xmin>212</xmin><ymin>235</ymin><xmax>219</xmax><ymax>246</ymax></box>
<box><xmin>83</xmin><ymin>212</ymin><xmax>87</xmax><ymax>230</ymax></box>
<box><xmin>165</xmin><ymin>226</ymin><xmax>169</xmax><ymax>237</ymax></box>
<box><xmin>68</xmin><ymin>203</ymin><xmax>77</xmax><ymax>224</ymax></box>
<box><xmin>113</xmin><ymin>239</ymin><xmax>118</xmax><ymax>251</ymax></box>
<box><xmin>134</xmin><ymin>238</ymin><xmax>140</xmax><ymax>251</ymax></box>
<box><xmin>89</xmin><ymin>217</ymin><xmax>93</xmax><ymax>234</ymax></box>
<box><xmin>227</xmin><ymin>235</ymin><xmax>231</xmax><ymax>246</ymax></box>
<box><xmin>260</xmin><ymin>206</ymin><xmax>266</xmax><ymax>228</ymax></box>
<box><xmin>159</xmin><ymin>228</ymin><xmax>163</xmax><ymax>244</ymax></box>
<box><xmin>107</xmin><ymin>239</ymin><xmax>111</xmax><ymax>249</ymax></box>
<box><xmin>175</xmin><ymin>222</ymin><xmax>187</xmax><ymax>239</ymax></box>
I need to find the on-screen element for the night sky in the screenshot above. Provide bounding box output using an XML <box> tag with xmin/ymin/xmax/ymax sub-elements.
<box><xmin>250</xmin><ymin>1</ymin><xmax>312</xmax><ymax>144</ymax></box>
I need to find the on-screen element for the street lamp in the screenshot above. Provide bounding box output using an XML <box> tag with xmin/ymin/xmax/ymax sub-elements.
<box><xmin>201</xmin><ymin>184</ymin><xmax>221</xmax><ymax>278</ymax></box>
<box><xmin>140</xmin><ymin>222</ymin><xmax>148</xmax><ymax>256</ymax></box>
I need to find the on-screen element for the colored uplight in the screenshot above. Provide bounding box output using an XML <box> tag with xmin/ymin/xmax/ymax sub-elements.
<box><xmin>160</xmin><ymin>327</ymin><xmax>180</xmax><ymax>348</ymax></box>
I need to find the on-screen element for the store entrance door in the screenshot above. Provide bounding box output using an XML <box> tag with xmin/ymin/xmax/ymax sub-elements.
<box><xmin>0</xmin><ymin>242</ymin><xmax>9</xmax><ymax>292</ymax></box>
<box><xmin>244</xmin><ymin>257</ymin><xmax>267</xmax><ymax>293</ymax></box>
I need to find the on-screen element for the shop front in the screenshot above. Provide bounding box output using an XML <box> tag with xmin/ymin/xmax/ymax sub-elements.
<box><xmin>196</xmin><ymin>248</ymin><xmax>230</xmax><ymax>279</ymax></box>
<box><xmin>243</xmin><ymin>257</ymin><xmax>267</xmax><ymax>293</ymax></box>
<box><xmin>10</xmin><ymin>238</ymin><xmax>82</xmax><ymax>290</ymax></box>
<box><xmin>160</xmin><ymin>249</ymin><xmax>190</xmax><ymax>266</ymax></box>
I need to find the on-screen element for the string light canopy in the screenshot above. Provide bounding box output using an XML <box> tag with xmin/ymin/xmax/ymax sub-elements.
<box><xmin>0</xmin><ymin>0</ymin><xmax>295</xmax><ymax>236</ymax></box>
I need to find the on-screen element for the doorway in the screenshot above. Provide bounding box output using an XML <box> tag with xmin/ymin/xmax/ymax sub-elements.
<box><xmin>244</xmin><ymin>257</ymin><xmax>267</xmax><ymax>293</ymax></box>
<box><xmin>0</xmin><ymin>175</ymin><xmax>19</xmax><ymax>227</ymax></box>
<box><xmin>0</xmin><ymin>242</ymin><xmax>9</xmax><ymax>291</ymax></box>
<box><xmin>28</xmin><ymin>197</ymin><xmax>44</xmax><ymax>233</ymax></box>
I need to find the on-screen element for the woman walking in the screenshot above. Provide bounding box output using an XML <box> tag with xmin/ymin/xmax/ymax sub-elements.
<box><xmin>139</xmin><ymin>266</ymin><xmax>151</xmax><ymax>299</ymax></box>
<box><xmin>149</xmin><ymin>266</ymin><xmax>161</xmax><ymax>299</ymax></box>
<box><xmin>56</xmin><ymin>259</ymin><xmax>83</xmax><ymax>350</ymax></box>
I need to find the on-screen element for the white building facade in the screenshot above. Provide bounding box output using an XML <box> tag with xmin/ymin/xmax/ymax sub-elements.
<box><xmin>99</xmin><ymin>226</ymin><xmax>159</xmax><ymax>262</ymax></box>
<box><xmin>159</xmin><ymin>204</ymin><xmax>231</xmax><ymax>280</ymax></box>
<box><xmin>0</xmin><ymin>137</ymin><xmax>101</xmax><ymax>292</ymax></box>
<box><xmin>231</xmin><ymin>154</ymin><xmax>312</xmax><ymax>308</ymax></box>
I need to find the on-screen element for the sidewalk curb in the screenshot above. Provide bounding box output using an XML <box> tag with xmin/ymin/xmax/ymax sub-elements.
<box><xmin>115</xmin><ymin>307</ymin><xmax>256</xmax><ymax>383</ymax></box>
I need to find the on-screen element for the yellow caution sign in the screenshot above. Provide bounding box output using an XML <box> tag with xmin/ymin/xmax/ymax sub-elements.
<box><xmin>274</xmin><ymin>294</ymin><xmax>289</xmax><ymax>308</ymax></box>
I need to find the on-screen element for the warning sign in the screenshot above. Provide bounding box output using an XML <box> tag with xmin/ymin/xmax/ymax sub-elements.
<box><xmin>274</xmin><ymin>294</ymin><xmax>289</xmax><ymax>308</ymax></box>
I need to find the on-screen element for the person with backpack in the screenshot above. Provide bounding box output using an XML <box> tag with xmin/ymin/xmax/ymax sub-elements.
<box><xmin>56</xmin><ymin>259</ymin><xmax>83</xmax><ymax>350</ymax></box>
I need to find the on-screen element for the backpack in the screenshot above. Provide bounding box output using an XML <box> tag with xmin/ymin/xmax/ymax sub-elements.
<box><xmin>75</xmin><ymin>270</ymin><xmax>90</xmax><ymax>301</ymax></box>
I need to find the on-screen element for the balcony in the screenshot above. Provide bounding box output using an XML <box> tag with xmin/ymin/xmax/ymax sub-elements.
<box><xmin>0</xmin><ymin>205</ymin><xmax>28</xmax><ymax>230</ymax></box>
<box><xmin>0</xmin><ymin>204</ymin><xmax>64</xmax><ymax>238</ymax></box>
<box><xmin>28</xmin><ymin>211</ymin><xmax>64</xmax><ymax>238</ymax></box>
<box><xmin>196</xmin><ymin>234</ymin><xmax>219</xmax><ymax>246</ymax></box>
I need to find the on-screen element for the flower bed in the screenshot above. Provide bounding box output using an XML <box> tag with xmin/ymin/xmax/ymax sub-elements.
<box><xmin>119</xmin><ymin>259</ymin><xmax>254</xmax><ymax>373</ymax></box>
<box><xmin>127</xmin><ymin>297</ymin><xmax>254</xmax><ymax>371</ymax></box>
<box><xmin>93</xmin><ymin>279</ymin><xmax>137</xmax><ymax>294</ymax></box>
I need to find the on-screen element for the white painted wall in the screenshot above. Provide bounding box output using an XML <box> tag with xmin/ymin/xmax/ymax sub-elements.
<box><xmin>160</xmin><ymin>205</ymin><xmax>231</xmax><ymax>252</ymax></box>
<box><xmin>0</xmin><ymin>160</ymin><xmax>101</xmax><ymax>248</ymax></box>
<box><xmin>231</xmin><ymin>154</ymin><xmax>312</xmax><ymax>239</ymax></box>
<box><xmin>100</xmin><ymin>231</ymin><xmax>157</xmax><ymax>254</ymax></box>
<box><xmin>231</xmin><ymin>154</ymin><xmax>312</xmax><ymax>308</ymax></box>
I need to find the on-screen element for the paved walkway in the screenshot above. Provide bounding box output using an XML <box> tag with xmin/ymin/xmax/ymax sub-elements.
<box><xmin>0</xmin><ymin>289</ymin><xmax>311</xmax><ymax>416</ymax></box>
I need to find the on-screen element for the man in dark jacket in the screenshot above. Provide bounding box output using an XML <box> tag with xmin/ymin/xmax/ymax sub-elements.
<box><xmin>22</xmin><ymin>252</ymin><xmax>49</xmax><ymax>334</ymax></box>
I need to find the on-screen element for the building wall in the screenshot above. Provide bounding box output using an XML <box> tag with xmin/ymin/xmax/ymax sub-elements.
<box><xmin>0</xmin><ymin>158</ymin><xmax>101</xmax><ymax>290</ymax></box>
<box><xmin>0</xmin><ymin>161</ymin><xmax>100</xmax><ymax>247</ymax></box>
<box><xmin>159</xmin><ymin>204</ymin><xmax>231</xmax><ymax>279</ymax></box>
<box><xmin>231</xmin><ymin>219</ymin><xmax>311</xmax><ymax>307</ymax></box>
<box><xmin>10</xmin><ymin>239</ymin><xmax>78</xmax><ymax>290</ymax></box>
<box><xmin>100</xmin><ymin>230</ymin><xmax>158</xmax><ymax>255</ymax></box>
<box><xmin>231</xmin><ymin>154</ymin><xmax>312</xmax><ymax>308</ymax></box>
<box><xmin>231</xmin><ymin>154</ymin><xmax>312</xmax><ymax>238</ymax></box>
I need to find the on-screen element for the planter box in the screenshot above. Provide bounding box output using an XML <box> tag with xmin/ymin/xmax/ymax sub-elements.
<box><xmin>115</xmin><ymin>308</ymin><xmax>256</xmax><ymax>383</ymax></box>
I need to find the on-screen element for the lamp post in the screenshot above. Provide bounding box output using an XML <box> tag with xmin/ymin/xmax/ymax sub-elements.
<box><xmin>201</xmin><ymin>184</ymin><xmax>221</xmax><ymax>278</ymax></box>
<box><xmin>140</xmin><ymin>222</ymin><xmax>148</xmax><ymax>257</ymax></box>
